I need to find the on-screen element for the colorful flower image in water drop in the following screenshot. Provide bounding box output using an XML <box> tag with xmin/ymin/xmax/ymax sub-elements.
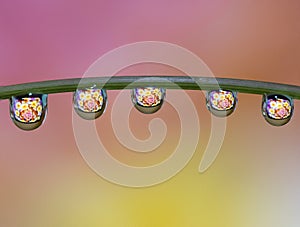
<box><xmin>73</xmin><ymin>87</ymin><xmax>107</xmax><ymax>120</ymax></box>
<box><xmin>131</xmin><ymin>87</ymin><xmax>166</xmax><ymax>114</ymax></box>
<box><xmin>10</xmin><ymin>94</ymin><xmax>48</xmax><ymax>131</ymax></box>
<box><xmin>262</xmin><ymin>94</ymin><xmax>294</xmax><ymax>126</ymax></box>
<box><xmin>206</xmin><ymin>90</ymin><xmax>237</xmax><ymax>117</ymax></box>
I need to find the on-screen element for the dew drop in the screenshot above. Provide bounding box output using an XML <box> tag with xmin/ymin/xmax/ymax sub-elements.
<box><xmin>206</xmin><ymin>89</ymin><xmax>237</xmax><ymax>117</ymax></box>
<box><xmin>131</xmin><ymin>87</ymin><xmax>166</xmax><ymax>114</ymax></box>
<box><xmin>10</xmin><ymin>94</ymin><xmax>48</xmax><ymax>131</ymax></box>
<box><xmin>262</xmin><ymin>94</ymin><xmax>294</xmax><ymax>126</ymax></box>
<box><xmin>73</xmin><ymin>86</ymin><xmax>107</xmax><ymax>120</ymax></box>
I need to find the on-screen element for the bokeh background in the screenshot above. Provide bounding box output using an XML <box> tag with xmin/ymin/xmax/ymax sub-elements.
<box><xmin>0</xmin><ymin>0</ymin><xmax>299</xmax><ymax>226</ymax></box>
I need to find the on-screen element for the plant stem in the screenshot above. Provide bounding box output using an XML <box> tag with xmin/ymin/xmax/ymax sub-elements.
<box><xmin>0</xmin><ymin>76</ymin><xmax>299</xmax><ymax>100</ymax></box>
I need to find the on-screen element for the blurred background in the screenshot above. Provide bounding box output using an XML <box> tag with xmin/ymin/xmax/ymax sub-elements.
<box><xmin>0</xmin><ymin>0</ymin><xmax>299</xmax><ymax>226</ymax></box>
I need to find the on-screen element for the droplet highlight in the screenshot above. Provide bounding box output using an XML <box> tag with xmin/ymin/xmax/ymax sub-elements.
<box><xmin>73</xmin><ymin>86</ymin><xmax>107</xmax><ymax>120</ymax></box>
<box><xmin>262</xmin><ymin>94</ymin><xmax>293</xmax><ymax>126</ymax></box>
<box><xmin>206</xmin><ymin>90</ymin><xmax>237</xmax><ymax>117</ymax></box>
<box><xmin>10</xmin><ymin>94</ymin><xmax>48</xmax><ymax>131</ymax></box>
<box><xmin>131</xmin><ymin>87</ymin><xmax>166</xmax><ymax>114</ymax></box>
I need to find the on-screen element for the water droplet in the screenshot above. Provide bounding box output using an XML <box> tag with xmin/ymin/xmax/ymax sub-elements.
<box><xmin>262</xmin><ymin>94</ymin><xmax>293</xmax><ymax>126</ymax></box>
<box><xmin>206</xmin><ymin>90</ymin><xmax>237</xmax><ymax>117</ymax></box>
<box><xmin>131</xmin><ymin>87</ymin><xmax>166</xmax><ymax>114</ymax></box>
<box><xmin>73</xmin><ymin>86</ymin><xmax>107</xmax><ymax>120</ymax></box>
<box><xmin>10</xmin><ymin>94</ymin><xmax>48</xmax><ymax>131</ymax></box>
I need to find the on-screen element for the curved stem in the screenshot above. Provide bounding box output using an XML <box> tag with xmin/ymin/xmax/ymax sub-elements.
<box><xmin>0</xmin><ymin>76</ymin><xmax>300</xmax><ymax>100</ymax></box>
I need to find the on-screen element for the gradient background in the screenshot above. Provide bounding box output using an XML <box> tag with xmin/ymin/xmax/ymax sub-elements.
<box><xmin>0</xmin><ymin>1</ymin><xmax>300</xmax><ymax>226</ymax></box>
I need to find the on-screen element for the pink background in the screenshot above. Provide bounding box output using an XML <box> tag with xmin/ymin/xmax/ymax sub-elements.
<box><xmin>0</xmin><ymin>1</ymin><xmax>299</xmax><ymax>226</ymax></box>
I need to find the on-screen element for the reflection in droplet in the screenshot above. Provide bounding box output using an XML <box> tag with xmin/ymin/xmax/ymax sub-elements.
<box><xmin>262</xmin><ymin>94</ymin><xmax>293</xmax><ymax>126</ymax></box>
<box><xmin>10</xmin><ymin>94</ymin><xmax>48</xmax><ymax>131</ymax></box>
<box><xmin>131</xmin><ymin>87</ymin><xmax>166</xmax><ymax>114</ymax></box>
<box><xmin>73</xmin><ymin>86</ymin><xmax>107</xmax><ymax>120</ymax></box>
<box><xmin>206</xmin><ymin>90</ymin><xmax>237</xmax><ymax>117</ymax></box>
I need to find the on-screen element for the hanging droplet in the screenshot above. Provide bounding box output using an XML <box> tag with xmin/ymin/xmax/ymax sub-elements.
<box><xmin>131</xmin><ymin>87</ymin><xmax>166</xmax><ymax>114</ymax></box>
<box><xmin>73</xmin><ymin>86</ymin><xmax>107</xmax><ymax>120</ymax></box>
<box><xmin>10</xmin><ymin>94</ymin><xmax>48</xmax><ymax>131</ymax></box>
<box><xmin>206</xmin><ymin>89</ymin><xmax>237</xmax><ymax>117</ymax></box>
<box><xmin>262</xmin><ymin>94</ymin><xmax>293</xmax><ymax>126</ymax></box>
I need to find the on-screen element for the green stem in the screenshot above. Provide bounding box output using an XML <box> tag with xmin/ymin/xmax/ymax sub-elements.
<box><xmin>0</xmin><ymin>76</ymin><xmax>300</xmax><ymax>100</ymax></box>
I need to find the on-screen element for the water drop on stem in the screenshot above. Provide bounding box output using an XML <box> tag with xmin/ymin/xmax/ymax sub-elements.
<box><xmin>73</xmin><ymin>86</ymin><xmax>107</xmax><ymax>120</ymax></box>
<box><xmin>131</xmin><ymin>87</ymin><xmax>166</xmax><ymax>114</ymax></box>
<box><xmin>262</xmin><ymin>94</ymin><xmax>293</xmax><ymax>126</ymax></box>
<box><xmin>206</xmin><ymin>90</ymin><xmax>237</xmax><ymax>117</ymax></box>
<box><xmin>10</xmin><ymin>93</ymin><xmax>48</xmax><ymax>131</ymax></box>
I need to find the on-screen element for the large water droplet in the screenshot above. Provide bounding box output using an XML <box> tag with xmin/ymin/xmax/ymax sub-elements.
<box><xmin>131</xmin><ymin>87</ymin><xmax>166</xmax><ymax>114</ymax></box>
<box><xmin>206</xmin><ymin>90</ymin><xmax>237</xmax><ymax>117</ymax></box>
<box><xmin>73</xmin><ymin>86</ymin><xmax>107</xmax><ymax>120</ymax></box>
<box><xmin>10</xmin><ymin>94</ymin><xmax>48</xmax><ymax>131</ymax></box>
<box><xmin>262</xmin><ymin>94</ymin><xmax>293</xmax><ymax>126</ymax></box>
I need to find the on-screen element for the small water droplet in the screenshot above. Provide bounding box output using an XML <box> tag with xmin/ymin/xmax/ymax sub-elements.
<box><xmin>206</xmin><ymin>90</ymin><xmax>237</xmax><ymax>117</ymax></box>
<box><xmin>10</xmin><ymin>94</ymin><xmax>48</xmax><ymax>131</ymax></box>
<box><xmin>262</xmin><ymin>94</ymin><xmax>293</xmax><ymax>126</ymax></box>
<box><xmin>131</xmin><ymin>87</ymin><xmax>166</xmax><ymax>114</ymax></box>
<box><xmin>73</xmin><ymin>86</ymin><xmax>107</xmax><ymax>120</ymax></box>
